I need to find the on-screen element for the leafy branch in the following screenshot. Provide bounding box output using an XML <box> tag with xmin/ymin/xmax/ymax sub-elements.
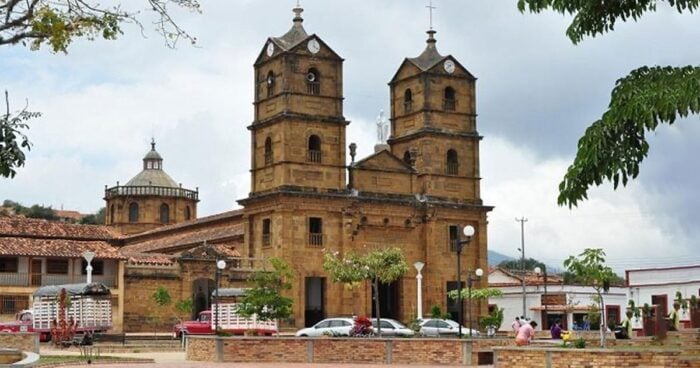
<box><xmin>1</xmin><ymin>91</ymin><xmax>39</xmax><ymax>178</ymax></box>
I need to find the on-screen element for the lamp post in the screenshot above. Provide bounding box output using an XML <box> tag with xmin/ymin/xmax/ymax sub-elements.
<box><xmin>214</xmin><ymin>259</ymin><xmax>226</xmax><ymax>333</ymax></box>
<box><xmin>455</xmin><ymin>225</ymin><xmax>476</xmax><ymax>339</ymax></box>
<box><xmin>535</xmin><ymin>265</ymin><xmax>548</xmax><ymax>329</ymax></box>
<box><xmin>414</xmin><ymin>261</ymin><xmax>425</xmax><ymax>320</ymax></box>
<box><xmin>82</xmin><ymin>251</ymin><xmax>95</xmax><ymax>284</ymax></box>
<box><xmin>467</xmin><ymin>268</ymin><xmax>484</xmax><ymax>338</ymax></box>
<box><xmin>516</xmin><ymin>217</ymin><xmax>528</xmax><ymax>318</ymax></box>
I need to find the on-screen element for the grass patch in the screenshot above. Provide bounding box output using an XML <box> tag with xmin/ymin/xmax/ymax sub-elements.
<box><xmin>38</xmin><ymin>355</ymin><xmax>152</xmax><ymax>366</ymax></box>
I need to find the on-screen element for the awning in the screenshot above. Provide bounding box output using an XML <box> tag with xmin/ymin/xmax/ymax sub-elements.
<box><xmin>530</xmin><ymin>305</ymin><xmax>595</xmax><ymax>312</ymax></box>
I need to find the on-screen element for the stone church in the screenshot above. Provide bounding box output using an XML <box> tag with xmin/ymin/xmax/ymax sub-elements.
<box><xmin>0</xmin><ymin>5</ymin><xmax>491</xmax><ymax>332</ymax></box>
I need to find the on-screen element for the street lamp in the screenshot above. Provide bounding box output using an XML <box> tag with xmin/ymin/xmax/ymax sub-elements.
<box><xmin>455</xmin><ymin>224</ymin><xmax>475</xmax><ymax>338</ymax></box>
<box><xmin>414</xmin><ymin>261</ymin><xmax>425</xmax><ymax>320</ymax></box>
<box><xmin>535</xmin><ymin>265</ymin><xmax>548</xmax><ymax>329</ymax></box>
<box><xmin>467</xmin><ymin>268</ymin><xmax>484</xmax><ymax>338</ymax></box>
<box><xmin>82</xmin><ymin>251</ymin><xmax>95</xmax><ymax>284</ymax></box>
<box><xmin>214</xmin><ymin>259</ymin><xmax>226</xmax><ymax>332</ymax></box>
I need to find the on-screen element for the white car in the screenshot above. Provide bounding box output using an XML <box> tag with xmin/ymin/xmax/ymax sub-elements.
<box><xmin>419</xmin><ymin>318</ymin><xmax>480</xmax><ymax>337</ymax></box>
<box><xmin>295</xmin><ymin>317</ymin><xmax>354</xmax><ymax>337</ymax></box>
<box><xmin>371</xmin><ymin>318</ymin><xmax>415</xmax><ymax>337</ymax></box>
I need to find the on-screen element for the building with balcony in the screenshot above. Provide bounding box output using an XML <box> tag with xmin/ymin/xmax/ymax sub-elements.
<box><xmin>0</xmin><ymin>217</ymin><xmax>125</xmax><ymax>329</ymax></box>
<box><xmin>104</xmin><ymin>139</ymin><xmax>199</xmax><ymax>235</ymax></box>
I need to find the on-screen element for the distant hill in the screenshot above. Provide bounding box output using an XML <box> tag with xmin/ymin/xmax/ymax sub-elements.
<box><xmin>488</xmin><ymin>250</ymin><xmax>515</xmax><ymax>267</ymax></box>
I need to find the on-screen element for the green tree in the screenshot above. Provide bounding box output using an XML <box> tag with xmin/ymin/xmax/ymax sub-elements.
<box><xmin>498</xmin><ymin>257</ymin><xmax>544</xmax><ymax>271</ymax></box>
<box><xmin>1</xmin><ymin>91</ymin><xmax>40</xmax><ymax>178</ymax></box>
<box><xmin>151</xmin><ymin>285</ymin><xmax>172</xmax><ymax>333</ymax></box>
<box><xmin>0</xmin><ymin>0</ymin><xmax>200</xmax><ymax>52</ymax></box>
<box><xmin>563</xmin><ymin>248</ymin><xmax>615</xmax><ymax>347</ymax></box>
<box><xmin>80</xmin><ymin>207</ymin><xmax>105</xmax><ymax>224</ymax></box>
<box><xmin>236</xmin><ymin>258</ymin><xmax>294</xmax><ymax>335</ymax></box>
<box><xmin>323</xmin><ymin>247</ymin><xmax>408</xmax><ymax>336</ymax></box>
<box><xmin>174</xmin><ymin>298</ymin><xmax>193</xmax><ymax>322</ymax></box>
<box><xmin>517</xmin><ymin>0</ymin><xmax>700</xmax><ymax>207</ymax></box>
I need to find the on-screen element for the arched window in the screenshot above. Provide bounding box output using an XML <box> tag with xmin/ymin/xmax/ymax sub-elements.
<box><xmin>160</xmin><ymin>204</ymin><xmax>170</xmax><ymax>224</ymax></box>
<box><xmin>444</xmin><ymin>87</ymin><xmax>456</xmax><ymax>111</ymax></box>
<box><xmin>403</xmin><ymin>151</ymin><xmax>412</xmax><ymax>166</ymax></box>
<box><xmin>128</xmin><ymin>203</ymin><xmax>139</xmax><ymax>223</ymax></box>
<box><xmin>110</xmin><ymin>205</ymin><xmax>115</xmax><ymax>224</ymax></box>
<box><xmin>185</xmin><ymin>206</ymin><xmax>191</xmax><ymax>220</ymax></box>
<box><xmin>307</xmin><ymin>135</ymin><xmax>322</xmax><ymax>163</ymax></box>
<box><xmin>264</xmin><ymin>137</ymin><xmax>273</xmax><ymax>165</ymax></box>
<box><xmin>446</xmin><ymin>149</ymin><xmax>459</xmax><ymax>175</ymax></box>
<box><xmin>306</xmin><ymin>68</ymin><xmax>320</xmax><ymax>95</ymax></box>
<box><xmin>404</xmin><ymin>89</ymin><xmax>413</xmax><ymax>113</ymax></box>
<box><xmin>266</xmin><ymin>71</ymin><xmax>275</xmax><ymax>98</ymax></box>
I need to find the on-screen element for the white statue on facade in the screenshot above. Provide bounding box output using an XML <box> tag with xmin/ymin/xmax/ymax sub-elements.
<box><xmin>376</xmin><ymin>109</ymin><xmax>389</xmax><ymax>144</ymax></box>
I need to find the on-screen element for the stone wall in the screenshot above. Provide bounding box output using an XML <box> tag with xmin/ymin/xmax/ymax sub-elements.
<box><xmin>187</xmin><ymin>336</ymin><xmax>511</xmax><ymax>365</ymax></box>
<box><xmin>493</xmin><ymin>346</ymin><xmax>694</xmax><ymax>368</ymax></box>
<box><xmin>0</xmin><ymin>332</ymin><xmax>39</xmax><ymax>353</ymax></box>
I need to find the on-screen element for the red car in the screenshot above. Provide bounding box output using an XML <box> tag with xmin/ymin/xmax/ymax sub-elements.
<box><xmin>173</xmin><ymin>311</ymin><xmax>214</xmax><ymax>337</ymax></box>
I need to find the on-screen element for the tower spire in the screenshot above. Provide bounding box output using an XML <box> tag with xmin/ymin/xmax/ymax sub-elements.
<box><xmin>151</xmin><ymin>137</ymin><xmax>156</xmax><ymax>151</ymax></box>
<box><xmin>293</xmin><ymin>1</ymin><xmax>303</xmax><ymax>24</ymax></box>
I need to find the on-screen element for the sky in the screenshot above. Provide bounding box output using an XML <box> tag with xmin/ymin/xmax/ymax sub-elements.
<box><xmin>2</xmin><ymin>0</ymin><xmax>699</xmax><ymax>272</ymax></box>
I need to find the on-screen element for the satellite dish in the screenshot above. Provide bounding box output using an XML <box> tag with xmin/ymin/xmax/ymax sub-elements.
<box><xmin>307</xmin><ymin>72</ymin><xmax>316</xmax><ymax>82</ymax></box>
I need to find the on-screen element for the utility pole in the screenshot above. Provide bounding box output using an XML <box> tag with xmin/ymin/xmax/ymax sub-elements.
<box><xmin>516</xmin><ymin>217</ymin><xmax>528</xmax><ymax>319</ymax></box>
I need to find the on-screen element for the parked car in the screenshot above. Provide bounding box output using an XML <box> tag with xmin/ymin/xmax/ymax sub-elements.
<box><xmin>371</xmin><ymin>318</ymin><xmax>415</xmax><ymax>337</ymax></box>
<box><xmin>295</xmin><ymin>317</ymin><xmax>354</xmax><ymax>337</ymax></box>
<box><xmin>418</xmin><ymin>318</ymin><xmax>480</xmax><ymax>337</ymax></box>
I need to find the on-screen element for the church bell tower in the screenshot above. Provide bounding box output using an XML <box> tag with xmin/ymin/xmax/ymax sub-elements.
<box><xmin>249</xmin><ymin>5</ymin><xmax>348</xmax><ymax>196</ymax></box>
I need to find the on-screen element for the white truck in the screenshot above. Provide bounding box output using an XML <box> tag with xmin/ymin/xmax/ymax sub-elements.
<box><xmin>0</xmin><ymin>283</ymin><xmax>113</xmax><ymax>342</ymax></box>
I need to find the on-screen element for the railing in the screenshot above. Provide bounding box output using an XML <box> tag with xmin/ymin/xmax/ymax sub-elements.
<box><xmin>0</xmin><ymin>295</ymin><xmax>29</xmax><ymax>314</ymax></box>
<box><xmin>443</xmin><ymin>98</ymin><xmax>456</xmax><ymax>111</ymax></box>
<box><xmin>0</xmin><ymin>272</ymin><xmax>117</xmax><ymax>288</ymax></box>
<box><xmin>308</xmin><ymin>233</ymin><xmax>323</xmax><ymax>247</ymax></box>
<box><xmin>404</xmin><ymin>101</ymin><xmax>413</xmax><ymax>113</ymax></box>
<box><xmin>262</xmin><ymin>234</ymin><xmax>271</xmax><ymax>247</ymax></box>
<box><xmin>445</xmin><ymin>162</ymin><xmax>459</xmax><ymax>175</ymax></box>
<box><xmin>307</xmin><ymin>150</ymin><xmax>322</xmax><ymax>163</ymax></box>
<box><xmin>104</xmin><ymin>185</ymin><xmax>198</xmax><ymax>200</ymax></box>
<box><xmin>307</xmin><ymin>81</ymin><xmax>320</xmax><ymax>95</ymax></box>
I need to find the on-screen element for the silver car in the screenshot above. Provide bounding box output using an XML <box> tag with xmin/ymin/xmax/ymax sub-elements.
<box><xmin>418</xmin><ymin>318</ymin><xmax>480</xmax><ymax>337</ymax></box>
<box><xmin>371</xmin><ymin>318</ymin><xmax>415</xmax><ymax>337</ymax></box>
<box><xmin>295</xmin><ymin>317</ymin><xmax>354</xmax><ymax>337</ymax></box>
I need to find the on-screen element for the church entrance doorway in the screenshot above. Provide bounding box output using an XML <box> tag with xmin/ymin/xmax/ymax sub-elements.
<box><xmin>192</xmin><ymin>278</ymin><xmax>215</xmax><ymax>319</ymax></box>
<box><xmin>372</xmin><ymin>281</ymin><xmax>400</xmax><ymax>320</ymax></box>
<box><xmin>305</xmin><ymin>277</ymin><xmax>325</xmax><ymax>327</ymax></box>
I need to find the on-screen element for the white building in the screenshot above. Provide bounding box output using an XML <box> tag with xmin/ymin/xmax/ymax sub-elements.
<box><xmin>488</xmin><ymin>268</ymin><xmax>627</xmax><ymax>332</ymax></box>
<box><xmin>626</xmin><ymin>265</ymin><xmax>700</xmax><ymax>327</ymax></box>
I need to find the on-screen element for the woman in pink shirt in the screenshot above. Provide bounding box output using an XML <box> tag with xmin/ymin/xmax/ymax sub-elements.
<box><xmin>515</xmin><ymin>321</ymin><xmax>538</xmax><ymax>346</ymax></box>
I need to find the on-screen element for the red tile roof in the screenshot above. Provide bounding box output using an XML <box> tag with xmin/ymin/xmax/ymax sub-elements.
<box><xmin>124</xmin><ymin>209</ymin><xmax>243</xmax><ymax>241</ymax></box>
<box><xmin>119</xmin><ymin>223</ymin><xmax>244</xmax><ymax>254</ymax></box>
<box><xmin>123</xmin><ymin>252</ymin><xmax>176</xmax><ymax>266</ymax></box>
<box><xmin>54</xmin><ymin>210</ymin><xmax>84</xmax><ymax>220</ymax></box>
<box><xmin>0</xmin><ymin>217</ymin><xmax>119</xmax><ymax>240</ymax></box>
<box><xmin>0</xmin><ymin>237</ymin><xmax>124</xmax><ymax>259</ymax></box>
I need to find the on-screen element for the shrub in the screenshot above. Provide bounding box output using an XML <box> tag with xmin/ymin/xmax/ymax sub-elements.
<box><xmin>573</xmin><ymin>337</ymin><xmax>586</xmax><ymax>349</ymax></box>
<box><xmin>351</xmin><ymin>316</ymin><xmax>373</xmax><ymax>337</ymax></box>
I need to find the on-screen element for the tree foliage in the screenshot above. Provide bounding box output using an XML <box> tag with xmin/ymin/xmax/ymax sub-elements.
<box><xmin>236</xmin><ymin>258</ymin><xmax>294</xmax><ymax>327</ymax></box>
<box><xmin>0</xmin><ymin>0</ymin><xmax>201</xmax><ymax>52</ymax></box>
<box><xmin>2</xmin><ymin>199</ymin><xmax>57</xmax><ymax>220</ymax></box>
<box><xmin>151</xmin><ymin>285</ymin><xmax>172</xmax><ymax>332</ymax></box>
<box><xmin>498</xmin><ymin>257</ymin><xmax>544</xmax><ymax>271</ymax></box>
<box><xmin>564</xmin><ymin>248</ymin><xmax>614</xmax><ymax>347</ymax></box>
<box><xmin>448</xmin><ymin>287</ymin><xmax>503</xmax><ymax>301</ymax></box>
<box><xmin>517</xmin><ymin>0</ymin><xmax>700</xmax><ymax>207</ymax></box>
<box><xmin>1</xmin><ymin>91</ymin><xmax>39</xmax><ymax>178</ymax></box>
<box><xmin>80</xmin><ymin>207</ymin><xmax>105</xmax><ymax>224</ymax></box>
<box><xmin>323</xmin><ymin>247</ymin><xmax>408</xmax><ymax>336</ymax></box>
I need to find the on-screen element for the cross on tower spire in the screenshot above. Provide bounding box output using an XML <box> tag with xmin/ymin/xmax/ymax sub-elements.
<box><xmin>426</xmin><ymin>0</ymin><xmax>437</xmax><ymax>30</ymax></box>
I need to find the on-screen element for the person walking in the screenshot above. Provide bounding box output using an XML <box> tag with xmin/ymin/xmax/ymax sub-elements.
<box><xmin>619</xmin><ymin>311</ymin><xmax>634</xmax><ymax>339</ymax></box>
<box><xmin>511</xmin><ymin>316</ymin><xmax>522</xmax><ymax>333</ymax></box>
<box><xmin>668</xmin><ymin>303</ymin><xmax>681</xmax><ymax>331</ymax></box>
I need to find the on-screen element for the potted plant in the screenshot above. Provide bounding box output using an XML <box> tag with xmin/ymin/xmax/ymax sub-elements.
<box><xmin>690</xmin><ymin>295</ymin><xmax>700</xmax><ymax>328</ymax></box>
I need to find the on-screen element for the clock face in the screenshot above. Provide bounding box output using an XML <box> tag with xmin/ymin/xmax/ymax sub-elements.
<box><xmin>308</xmin><ymin>39</ymin><xmax>320</xmax><ymax>54</ymax></box>
<box><xmin>444</xmin><ymin>60</ymin><xmax>456</xmax><ymax>74</ymax></box>
<box><xmin>266</xmin><ymin>43</ymin><xmax>275</xmax><ymax>57</ymax></box>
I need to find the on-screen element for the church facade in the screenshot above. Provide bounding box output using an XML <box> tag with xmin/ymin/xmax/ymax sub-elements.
<box><xmin>0</xmin><ymin>5</ymin><xmax>492</xmax><ymax>332</ymax></box>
